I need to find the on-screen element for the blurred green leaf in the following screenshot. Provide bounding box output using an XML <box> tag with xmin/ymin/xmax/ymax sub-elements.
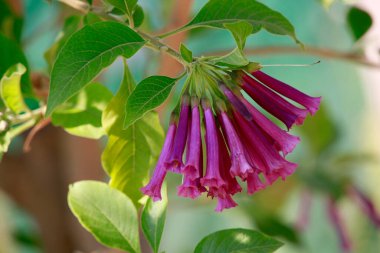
<box><xmin>255</xmin><ymin>216</ymin><xmax>299</xmax><ymax>244</ymax></box>
<box><xmin>45</xmin><ymin>15</ymin><xmax>82</xmax><ymax>69</ymax></box>
<box><xmin>0</xmin><ymin>33</ymin><xmax>31</xmax><ymax>96</ymax></box>
<box><xmin>0</xmin><ymin>63</ymin><xmax>29</xmax><ymax>114</ymax></box>
<box><xmin>299</xmin><ymin>106</ymin><xmax>338</xmax><ymax>154</ymax></box>
<box><xmin>347</xmin><ymin>6</ymin><xmax>372</xmax><ymax>41</ymax></box>
<box><xmin>133</xmin><ymin>5</ymin><xmax>145</xmax><ymax>28</ymax></box>
<box><xmin>83</xmin><ymin>12</ymin><xmax>103</xmax><ymax>25</ymax></box>
<box><xmin>0</xmin><ymin>0</ymin><xmax>23</xmax><ymax>42</ymax></box>
<box><xmin>68</xmin><ymin>181</ymin><xmax>141</xmax><ymax>253</ymax></box>
<box><xmin>224</xmin><ymin>21</ymin><xmax>253</xmax><ymax>50</ymax></box>
<box><xmin>141</xmin><ymin>186</ymin><xmax>167</xmax><ymax>253</ymax></box>
<box><xmin>51</xmin><ymin>83</ymin><xmax>113</xmax><ymax>139</ymax></box>
<box><xmin>47</xmin><ymin>21</ymin><xmax>145</xmax><ymax>116</ymax></box>
<box><xmin>102</xmin><ymin>62</ymin><xmax>164</xmax><ymax>205</ymax></box>
<box><xmin>175</xmin><ymin>0</ymin><xmax>300</xmax><ymax>44</ymax></box>
<box><xmin>194</xmin><ymin>228</ymin><xmax>283</xmax><ymax>253</ymax></box>
<box><xmin>180</xmin><ymin>43</ymin><xmax>193</xmax><ymax>63</ymax></box>
<box><xmin>124</xmin><ymin>76</ymin><xmax>176</xmax><ymax>129</ymax></box>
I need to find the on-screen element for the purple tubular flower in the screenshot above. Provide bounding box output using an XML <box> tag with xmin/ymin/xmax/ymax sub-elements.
<box><xmin>242</xmin><ymin>75</ymin><xmax>308</xmax><ymax>129</ymax></box>
<box><xmin>251</xmin><ymin>71</ymin><xmax>321</xmax><ymax>115</ymax></box>
<box><xmin>233</xmin><ymin>111</ymin><xmax>297</xmax><ymax>184</ymax></box>
<box><xmin>177</xmin><ymin>176</ymin><xmax>205</xmax><ymax>199</ymax></box>
<box><xmin>200</xmin><ymin>102</ymin><xmax>226</xmax><ymax>191</ymax></box>
<box><xmin>141</xmin><ymin>122</ymin><xmax>177</xmax><ymax>201</ymax></box>
<box><xmin>166</xmin><ymin>97</ymin><xmax>190</xmax><ymax>173</ymax></box>
<box><xmin>218</xmin><ymin>127</ymin><xmax>242</xmax><ymax>196</ymax></box>
<box><xmin>220</xmin><ymin>84</ymin><xmax>252</xmax><ymax>120</ymax></box>
<box><xmin>246</xmin><ymin>172</ymin><xmax>266</xmax><ymax>195</ymax></box>
<box><xmin>181</xmin><ymin>99</ymin><xmax>202</xmax><ymax>180</ymax></box>
<box><xmin>215</xmin><ymin>194</ymin><xmax>238</xmax><ymax>212</ymax></box>
<box><xmin>219</xmin><ymin>111</ymin><xmax>253</xmax><ymax>180</ymax></box>
<box><xmin>350</xmin><ymin>186</ymin><xmax>380</xmax><ymax>228</ymax></box>
<box><xmin>241</xmin><ymin>98</ymin><xmax>300</xmax><ymax>156</ymax></box>
<box><xmin>327</xmin><ymin>198</ymin><xmax>352</xmax><ymax>253</ymax></box>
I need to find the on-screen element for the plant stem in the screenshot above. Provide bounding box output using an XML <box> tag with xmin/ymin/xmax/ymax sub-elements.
<box><xmin>136</xmin><ymin>30</ymin><xmax>188</xmax><ymax>67</ymax></box>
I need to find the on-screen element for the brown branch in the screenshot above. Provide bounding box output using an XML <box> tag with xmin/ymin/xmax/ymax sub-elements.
<box><xmin>23</xmin><ymin>118</ymin><xmax>52</xmax><ymax>153</ymax></box>
<box><xmin>234</xmin><ymin>46</ymin><xmax>380</xmax><ymax>68</ymax></box>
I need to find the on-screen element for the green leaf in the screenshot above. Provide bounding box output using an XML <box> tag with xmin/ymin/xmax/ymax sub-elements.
<box><xmin>104</xmin><ymin>0</ymin><xmax>138</xmax><ymax>18</ymax></box>
<box><xmin>133</xmin><ymin>5</ymin><xmax>145</xmax><ymax>28</ymax></box>
<box><xmin>0</xmin><ymin>63</ymin><xmax>29</xmax><ymax>114</ymax></box>
<box><xmin>46</xmin><ymin>21</ymin><xmax>145</xmax><ymax>116</ymax></box>
<box><xmin>124</xmin><ymin>76</ymin><xmax>176</xmax><ymax>129</ymax></box>
<box><xmin>0</xmin><ymin>33</ymin><xmax>31</xmax><ymax>96</ymax></box>
<box><xmin>68</xmin><ymin>181</ymin><xmax>141</xmax><ymax>253</ymax></box>
<box><xmin>102</xmin><ymin>62</ymin><xmax>164</xmax><ymax>205</ymax></box>
<box><xmin>182</xmin><ymin>0</ymin><xmax>300</xmax><ymax>44</ymax></box>
<box><xmin>194</xmin><ymin>228</ymin><xmax>284</xmax><ymax>253</ymax></box>
<box><xmin>141</xmin><ymin>186</ymin><xmax>167</xmax><ymax>253</ymax></box>
<box><xmin>51</xmin><ymin>83</ymin><xmax>113</xmax><ymax>139</ymax></box>
<box><xmin>224</xmin><ymin>21</ymin><xmax>253</xmax><ymax>50</ymax></box>
<box><xmin>212</xmin><ymin>48</ymin><xmax>249</xmax><ymax>68</ymax></box>
<box><xmin>180</xmin><ymin>43</ymin><xmax>193</xmax><ymax>63</ymax></box>
<box><xmin>347</xmin><ymin>6</ymin><xmax>372</xmax><ymax>41</ymax></box>
<box><xmin>103</xmin><ymin>61</ymin><xmax>135</xmax><ymax>136</ymax></box>
<box><xmin>44</xmin><ymin>15</ymin><xmax>82</xmax><ymax>70</ymax></box>
<box><xmin>83</xmin><ymin>12</ymin><xmax>103</xmax><ymax>25</ymax></box>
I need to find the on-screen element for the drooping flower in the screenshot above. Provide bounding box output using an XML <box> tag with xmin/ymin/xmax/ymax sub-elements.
<box><xmin>141</xmin><ymin>120</ymin><xmax>177</xmax><ymax>201</ymax></box>
<box><xmin>141</xmin><ymin>67</ymin><xmax>321</xmax><ymax>211</ymax></box>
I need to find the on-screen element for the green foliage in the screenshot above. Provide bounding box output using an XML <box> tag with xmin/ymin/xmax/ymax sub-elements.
<box><xmin>124</xmin><ymin>76</ymin><xmax>177</xmax><ymax>128</ymax></box>
<box><xmin>51</xmin><ymin>83</ymin><xmax>113</xmax><ymax>139</ymax></box>
<box><xmin>212</xmin><ymin>48</ymin><xmax>249</xmax><ymax>68</ymax></box>
<box><xmin>102</xmin><ymin>62</ymin><xmax>164</xmax><ymax>205</ymax></box>
<box><xmin>132</xmin><ymin>5</ymin><xmax>145</xmax><ymax>28</ymax></box>
<box><xmin>104</xmin><ymin>0</ymin><xmax>138</xmax><ymax>21</ymax></box>
<box><xmin>347</xmin><ymin>7</ymin><xmax>372</xmax><ymax>41</ymax></box>
<box><xmin>141</xmin><ymin>186</ymin><xmax>167</xmax><ymax>253</ymax></box>
<box><xmin>0</xmin><ymin>33</ymin><xmax>31</xmax><ymax>95</ymax></box>
<box><xmin>224</xmin><ymin>21</ymin><xmax>253</xmax><ymax>50</ymax></box>
<box><xmin>47</xmin><ymin>21</ymin><xmax>146</xmax><ymax>116</ymax></box>
<box><xmin>0</xmin><ymin>0</ymin><xmax>23</xmax><ymax>42</ymax></box>
<box><xmin>44</xmin><ymin>15</ymin><xmax>82</xmax><ymax>69</ymax></box>
<box><xmin>68</xmin><ymin>181</ymin><xmax>141</xmax><ymax>253</ymax></box>
<box><xmin>181</xmin><ymin>0</ymin><xmax>300</xmax><ymax>44</ymax></box>
<box><xmin>180</xmin><ymin>43</ymin><xmax>193</xmax><ymax>63</ymax></box>
<box><xmin>0</xmin><ymin>64</ymin><xmax>29</xmax><ymax>114</ymax></box>
<box><xmin>194</xmin><ymin>228</ymin><xmax>283</xmax><ymax>253</ymax></box>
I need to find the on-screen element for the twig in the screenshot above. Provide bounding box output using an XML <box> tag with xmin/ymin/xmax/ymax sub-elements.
<box><xmin>23</xmin><ymin>118</ymin><xmax>52</xmax><ymax>153</ymax></box>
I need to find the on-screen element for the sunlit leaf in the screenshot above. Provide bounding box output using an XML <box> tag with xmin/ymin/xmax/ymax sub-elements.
<box><xmin>51</xmin><ymin>83</ymin><xmax>113</xmax><ymax>139</ymax></box>
<box><xmin>0</xmin><ymin>33</ymin><xmax>31</xmax><ymax>95</ymax></box>
<box><xmin>104</xmin><ymin>0</ymin><xmax>138</xmax><ymax>18</ymax></box>
<box><xmin>212</xmin><ymin>48</ymin><xmax>249</xmax><ymax>68</ymax></box>
<box><xmin>47</xmin><ymin>21</ymin><xmax>145</xmax><ymax>116</ymax></box>
<box><xmin>102</xmin><ymin>62</ymin><xmax>164</xmax><ymax>205</ymax></box>
<box><xmin>0</xmin><ymin>63</ymin><xmax>29</xmax><ymax>114</ymax></box>
<box><xmin>141</xmin><ymin>186</ymin><xmax>167</xmax><ymax>253</ymax></box>
<box><xmin>194</xmin><ymin>228</ymin><xmax>283</xmax><ymax>253</ymax></box>
<box><xmin>68</xmin><ymin>181</ymin><xmax>141</xmax><ymax>253</ymax></box>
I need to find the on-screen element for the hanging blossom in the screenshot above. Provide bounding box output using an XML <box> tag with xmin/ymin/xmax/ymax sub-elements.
<box><xmin>141</xmin><ymin>64</ymin><xmax>321</xmax><ymax>212</ymax></box>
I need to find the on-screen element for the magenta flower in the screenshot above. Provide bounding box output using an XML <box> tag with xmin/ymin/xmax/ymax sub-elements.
<box><xmin>141</xmin><ymin>68</ymin><xmax>320</xmax><ymax>211</ymax></box>
<box><xmin>200</xmin><ymin>101</ymin><xmax>226</xmax><ymax>194</ymax></box>
<box><xmin>166</xmin><ymin>96</ymin><xmax>190</xmax><ymax>173</ymax></box>
<box><xmin>251</xmin><ymin>71</ymin><xmax>321</xmax><ymax>115</ymax></box>
<box><xmin>141</xmin><ymin>121</ymin><xmax>176</xmax><ymax>201</ymax></box>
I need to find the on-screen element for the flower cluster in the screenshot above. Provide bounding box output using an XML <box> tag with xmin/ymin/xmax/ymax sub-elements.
<box><xmin>141</xmin><ymin>68</ymin><xmax>321</xmax><ymax>211</ymax></box>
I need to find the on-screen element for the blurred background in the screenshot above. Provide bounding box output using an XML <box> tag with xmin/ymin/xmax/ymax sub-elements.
<box><xmin>0</xmin><ymin>0</ymin><xmax>380</xmax><ymax>253</ymax></box>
